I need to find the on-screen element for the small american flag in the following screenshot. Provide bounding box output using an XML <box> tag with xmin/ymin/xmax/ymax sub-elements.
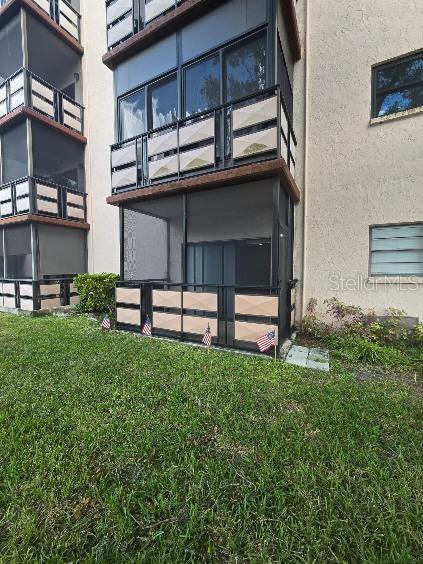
<box><xmin>202</xmin><ymin>324</ymin><xmax>212</xmax><ymax>348</ymax></box>
<box><xmin>256</xmin><ymin>330</ymin><xmax>276</xmax><ymax>352</ymax></box>
<box><xmin>101</xmin><ymin>315</ymin><xmax>111</xmax><ymax>330</ymax></box>
<box><xmin>141</xmin><ymin>315</ymin><xmax>152</xmax><ymax>336</ymax></box>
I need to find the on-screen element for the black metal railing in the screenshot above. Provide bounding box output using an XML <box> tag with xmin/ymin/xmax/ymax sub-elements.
<box><xmin>0</xmin><ymin>68</ymin><xmax>84</xmax><ymax>134</ymax></box>
<box><xmin>106</xmin><ymin>0</ymin><xmax>184</xmax><ymax>50</ymax></box>
<box><xmin>0</xmin><ymin>176</ymin><xmax>87</xmax><ymax>223</ymax></box>
<box><xmin>115</xmin><ymin>280</ymin><xmax>298</xmax><ymax>354</ymax></box>
<box><xmin>0</xmin><ymin>277</ymin><xmax>79</xmax><ymax>311</ymax></box>
<box><xmin>111</xmin><ymin>85</ymin><xmax>297</xmax><ymax>194</ymax></box>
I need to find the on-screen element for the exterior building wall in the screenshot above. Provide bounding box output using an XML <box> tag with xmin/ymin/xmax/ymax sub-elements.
<box><xmin>302</xmin><ymin>0</ymin><xmax>423</xmax><ymax>320</ymax></box>
<box><xmin>81</xmin><ymin>0</ymin><xmax>119</xmax><ymax>274</ymax></box>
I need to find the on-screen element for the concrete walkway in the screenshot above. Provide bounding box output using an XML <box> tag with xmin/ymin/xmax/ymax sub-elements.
<box><xmin>284</xmin><ymin>345</ymin><xmax>330</xmax><ymax>372</ymax></box>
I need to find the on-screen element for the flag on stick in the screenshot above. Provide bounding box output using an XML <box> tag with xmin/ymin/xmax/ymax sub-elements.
<box><xmin>202</xmin><ymin>324</ymin><xmax>212</xmax><ymax>348</ymax></box>
<box><xmin>101</xmin><ymin>315</ymin><xmax>111</xmax><ymax>331</ymax></box>
<box><xmin>141</xmin><ymin>315</ymin><xmax>152</xmax><ymax>336</ymax></box>
<box><xmin>256</xmin><ymin>330</ymin><xmax>276</xmax><ymax>353</ymax></box>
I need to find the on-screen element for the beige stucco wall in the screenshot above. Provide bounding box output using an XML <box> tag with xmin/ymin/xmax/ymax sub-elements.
<box><xmin>300</xmin><ymin>0</ymin><xmax>423</xmax><ymax>321</ymax></box>
<box><xmin>81</xmin><ymin>0</ymin><xmax>119</xmax><ymax>274</ymax></box>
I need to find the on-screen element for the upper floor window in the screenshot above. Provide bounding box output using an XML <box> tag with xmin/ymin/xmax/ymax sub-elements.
<box><xmin>119</xmin><ymin>90</ymin><xmax>146</xmax><ymax>140</ymax></box>
<box><xmin>225</xmin><ymin>31</ymin><xmax>267</xmax><ymax>101</ymax></box>
<box><xmin>148</xmin><ymin>73</ymin><xmax>178</xmax><ymax>130</ymax></box>
<box><xmin>184</xmin><ymin>54</ymin><xmax>221</xmax><ymax>117</ymax></box>
<box><xmin>372</xmin><ymin>52</ymin><xmax>423</xmax><ymax>118</ymax></box>
<box><xmin>370</xmin><ymin>224</ymin><xmax>423</xmax><ymax>276</ymax></box>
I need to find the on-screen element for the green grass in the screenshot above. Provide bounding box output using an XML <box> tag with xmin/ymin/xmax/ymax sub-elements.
<box><xmin>0</xmin><ymin>313</ymin><xmax>422</xmax><ymax>563</ymax></box>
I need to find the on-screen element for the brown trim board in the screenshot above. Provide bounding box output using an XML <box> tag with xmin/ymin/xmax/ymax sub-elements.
<box><xmin>107</xmin><ymin>158</ymin><xmax>301</xmax><ymax>206</ymax></box>
<box><xmin>281</xmin><ymin>0</ymin><xmax>302</xmax><ymax>61</ymax></box>
<box><xmin>0</xmin><ymin>106</ymin><xmax>87</xmax><ymax>145</ymax></box>
<box><xmin>0</xmin><ymin>214</ymin><xmax>90</xmax><ymax>230</ymax></box>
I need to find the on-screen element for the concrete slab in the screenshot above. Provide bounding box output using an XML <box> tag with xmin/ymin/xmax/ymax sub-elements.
<box><xmin>284</xmin><ymin>345</ymin><xmax>330</xmax><ymax>372</ymax></box>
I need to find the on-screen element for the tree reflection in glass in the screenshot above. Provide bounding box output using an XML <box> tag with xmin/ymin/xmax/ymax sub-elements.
<box><xmin>225</xmin><ymin>32</ymin><xmax>267</xmax><ymax>102</ymax></box>
<box><xmin>185</xmin><ymin>54</ymin><xmax>220</xmax><ymax>117</ymax></box>
<box><xmin>375</xmin><ymin>56</ymin><xmax>423</xmax><ymax>117</ymax></box>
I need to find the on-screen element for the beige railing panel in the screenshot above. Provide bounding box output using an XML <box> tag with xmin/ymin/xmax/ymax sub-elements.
<box><xmin>63</xmin><ymin>112</ymin><xmax>82</xmax><ymax>133</ymax></box>
<box><xmin>10</xmin><ymin>90</ymin><xmax>24</xmax><ymax>111</ymax></box>
<box><xmin>233</xmin><ymin>127</ymin><xmax>277</xmax><ymax>160</ymax></box>
<box><xmin>67</xmin><ymin>206</ymin><xmax>85</xmax><ymax>220</ymax></box>
<box><xmin>148</xmin><ymin>129</ymin><xmax>178</xmax><ymax>157</ymax></box>
<box><xmin>145</xmin><ymin>0</ymin><xmax>174</xmax><ymax>23</ymax></box>
<box><xmin>116</xmin><ymin>287</ymin><xmax>141</xmax><ymax>306</ymax></box>
<box><xmin>41</xmin><ymin>297</ymin><xmax>61</xmax><ymax>309</ymax></box>
<box><xmin>20</xmin><ymin>299</ymin><xmax>35</xmax><ymax>312</ymax></box>
<box><xmin>15</xmin><ymin>180</ymin><xmax>30</xmax><ymax>198</ymax></box>
<box><xmin>32</xmin><ymin>95</ymin><xmax>55</xmax><ymax>118</ymax></box>
<box><xmin>2</xmin><ymin>283</ymin><xmax>15</xmax><ymax>295</ymax></box>
<box><xmin>149</xmin><ymin>154</ymin><xmax>178</xmax><ymax>179</ymax></box>
<box><xmin>179</xmin><ymin>145</ymin><xmax>214</xmax><ymax>172</ymax></box>
<box><xmin>33</xmin><ymin>0</ymin><xmax>50</xmax><ymax>14</ymax></box>
<box><xmin>63</xmin><ymin>98</ymin><xmax>82</xmax><ymax>120</ymax></box>
<box><xmin>70</xmin><ymin>295</ymin><xmax>80</xmax><ymax>305</ymax></box>
<box><xmin>235</xmin><ymin>321</ymin><xmax>277</xmax><ymax>343</ymax></box>
<box><xmin>31</xmin><ymin>78</ymin><xmax>54</xmax><ymax>103</ymax></box>
<box><xmin>36</xmin><ymin>182</ymin><xmax>57</xmax><ymax>200</ymax></box>
<box><xmin>112</xmin><ymin>143</ymin><xmax>136</xmax><ymax>168</ymax></box>
<box><xmin>10</xmin><ymin>72</ymin><xmax>23</xmax><ymax>94</ymax></box>
<box><xmin>183</xmin><ymin>316</ymin><xmax>217</xmax><ymax>336</ymax></box>
<box><xmin>66</xmin><ymin>192</ymin><xmax>84</xmax><ymax>206</ymax></box>
<box><xmin>153</xmin><ymin>289</ymin><xmax>181</xmax><ymax>308</ymax></box>
<box><xmin>16</xmin><ymin>198</ymin><xmax>30</xmax><ymax>213</ymax></box>
<box><xmin>117</xmin><ymin>307</ymin><xmax>141</xmax><ymax>325</ymax></box>
<box><xmin>40</xmin><ymin>283</ymin><xmax>61</xmax><ymax>295</ymax></box>
<box><xmin>183</xmin><ymin>291</ymin><xmax>217</xmax><ymax>312</ymax></box>
<box><xmin>20</xmin><ymin>283</ymin><xmax>34</xmax><ymax>297</ymax></box>
<box><xmin>107</xmin><ymin>13</ymin><xmax>133</xmax><ymax>48</ymax></box>
<box><xmin>112</xmin><ymin>166</ymin><xmax>137</xmax><ymax>189</ymax></box>
<box><xmin>3</xmin><ymin>297</ymin><xmax>16</xmax><ymax>308</ymax></box>
<box><xmin>179</xmin><ymin>117</ymin><xmax>214</xmax><ymax>147</ymax></box>
<box><xmin>107</xmin><ymin>0</ymin><xmax>132</xmax><ymax>25</ymax></box>
<box><xmin>153</xmin><ymin>312</ymin><xmax>181</xmax><ymax>332</ymax></box>
<box><xmin>235</xmin><ymin>294</ymin><xmax>278</xmax><ymax>317</ymax></box>
<box><xmin>59</xmin><ymin>12</ymin><xmax>78</xmax><ymax>39</ymax></box>
<box><xmin>233</xmin><ymin>96</ymin><xmax>278</xmax><ymax>131</ymax></box>
<box><xmin>0</xmin><ymin>186</ymin><xmax>12</xmax><ymax>201</ymax></box>
<box><xmin>37</xmin><ymin>199</ymin><xmax>59</xmax><ymax>215</ymax></box>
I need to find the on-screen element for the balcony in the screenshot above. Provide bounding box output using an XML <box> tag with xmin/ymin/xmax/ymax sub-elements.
<box><xmin>0</xmin><ymin>68</ymin><xmax>84</xmax><ymax>136</ymax></box>
<box><xmin>0</xmin><ymin>278</ymin><xmax>79</xmax><ymax>311</ymax></box>
<box><xmin>115</xmin><ymin>280</ymin><xmax>297</xmax><ymax>354</ymax></box>
<box><xmin>106</xmin><ymin>0</ymin><xmax>184</xmax><ymax>51</ymax></box>
<box><xmin>0</xmin><ymin>176</ymin><xmax>87</xmax><ymax>224</ymax></box>
<box><xmin>0</xmin><ymin>0</ymin><xmax>81</xmax><ymax>44</ymax></box>
<box><xmin>109</xmin><ymin>85</ymin><xmax>298</xmax><ymax>202</ymax></box>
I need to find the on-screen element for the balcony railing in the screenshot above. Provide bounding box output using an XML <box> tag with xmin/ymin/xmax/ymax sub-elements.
<box><xmin>110</xmin><ymin>85</ymin><xmax>297</xmax><ymax>195</ymax></box>
<box><xmin>0</xmin><ymin>68</ymin><xmax>84</xmax><ymax>134</ymax></box>
<box><xmin>106</xmin><ymin>0</ymin><xmax>184</xmax><ymax>50</ymax></box>
<box><xmin>115</xmin><ymin>279</ymin><xmax>298</xmax><ymax>354</ymax></box>
<box><xmin>0</xmin><ymin>278</ymin><xmax>79</xmax><ymax>311</ymax></box>
<box><xmin>0</xmin><ymin>176</ymin><xmax>86</xmax><ymax>223</ymax></box>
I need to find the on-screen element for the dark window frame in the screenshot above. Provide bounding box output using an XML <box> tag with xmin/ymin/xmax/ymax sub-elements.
<box><xmin>371</xmin><ymin>50</ymin><xmax>423</xmax><ymax>119</ymax></box>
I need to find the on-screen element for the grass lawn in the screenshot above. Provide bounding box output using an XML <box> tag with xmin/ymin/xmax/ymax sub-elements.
<box><xmin>0</xmin><ymin>313</ymin><xmax>421</xmax><ymax>563</ymax></box>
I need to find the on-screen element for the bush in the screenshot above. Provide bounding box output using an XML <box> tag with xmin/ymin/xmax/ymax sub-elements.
<box><xmin>323</xmin><ymin>334</ymin><xmax>409</xmax><ymax>368</ymax></box>
<box><xmin>73</xmin><ymin>273</ymin><xmax>119</xmax><ymax>314</ymax></box>
<box><xmin>411</xmin><ymin>323</ymin><xmax>423</xmax><ymax>346</ymax></box>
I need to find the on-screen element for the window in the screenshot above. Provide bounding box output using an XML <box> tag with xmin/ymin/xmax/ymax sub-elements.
<box><xmin>119</xmin><ymin>89</ymin><xmax>146</xmax><ymax>141</ymax></box>
<box><xmin>370</xmin><ymin>224</ymin><xmax>423</xmax><ymax>276</ymax></box>
<box><xmin>224</xmin><ymin>31</ymin><xmax>267</xmax><ymax>102</ymax></box>
<box><xmin>372</xmin><ymin>52</ymin><xmax>423</xmax><ymax>118</ymax></box>
<box><xmin>147</xmin><ymin>73</ymin><xmax>178</xmax><ymax>130</ymax></box>
<box><xmin>184</xmin><ymin>54</ymin><xmax>221</xmax><ymax>117</ymax></box>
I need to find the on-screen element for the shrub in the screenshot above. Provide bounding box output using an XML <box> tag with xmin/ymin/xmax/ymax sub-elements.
<box><xmin>324</xmin><ymin>334</ymin><xmax>407</xmax><ymax>368</ymax></box>
<box><xmin>411</xmin><ymin>323</ymin><xmax>423</xmax><ymax>346</ymax></box>
<box><xmin>73</xmin><ymin>273</ymin><xmax>119</xmax><ymax>315</ymax></box>
<box><xmin>324</xmin><ymin>297</ymin><xmax>364</xmax><ymax>327</ymax></box>
<box><xmin>302</xmin><ymin>298</ymin><xmax>326</xmax><ymax>338</ymax></box>
<box><xmin>368</xmin><ymin>309</ymin><xmax>409</xmax><ymax>346</ymax></box>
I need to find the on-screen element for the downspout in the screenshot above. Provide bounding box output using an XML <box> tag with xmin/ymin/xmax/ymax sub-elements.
<box><xmin>301</xmin><ymin>0</ymin><xmax>310</xmax><ymax>317</ymax></box>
